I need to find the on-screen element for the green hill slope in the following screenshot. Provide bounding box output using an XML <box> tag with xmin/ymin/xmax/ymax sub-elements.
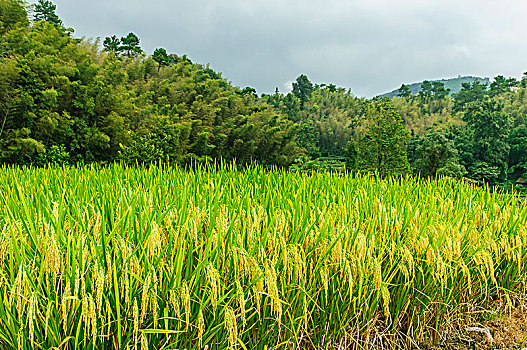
<box><xmin>0</xmin><ymin>0</ymin><xmax>301</xmax><ymax>166</ymax></box>
<box><xmin>380</xmin><ymin>76</ymin><xmax>490</xmax><ymax>98</ymax></box>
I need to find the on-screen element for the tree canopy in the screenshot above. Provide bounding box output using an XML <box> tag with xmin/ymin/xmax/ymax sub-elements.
<box><xmin>353</xmin><ymin>99</ymin><xmax>410</xmax><ymax>176</ymax></box>
<box><xmin>0</xmin><ymin>4</ymin><xmax>300</xmax><ymax>167</ymax></box>
<box><xmin>153</xmin><ymin>47</ymin><xmax>169</xmax><ymax>72</ymax></box>
<box><xmin>119</xmin><ymin>32</ymin><xmax>142</xmax><ymax>57</ymax></box>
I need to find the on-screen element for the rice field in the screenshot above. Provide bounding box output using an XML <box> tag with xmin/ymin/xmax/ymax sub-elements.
<box><xmin>0</xmin><ymin>164</ymin><xmax>525</xmax><ymax>349</ymax></box>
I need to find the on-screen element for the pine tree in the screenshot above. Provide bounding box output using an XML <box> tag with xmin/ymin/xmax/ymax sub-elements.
<box><xmin>397</xmin><ymin>84</ymin><xmax>411</xmax><ymax>98</ymax></box>
<box><xmin>152</xmin><ymin>48</ymin><xmax>170</xmax><ymax>72</ymax></box>
<box><xmin>119</xmin><ymin>32</ymin><xmax>142</xmax><ymax>58</ymax></box>
<box><xmin>103</xmin><ymin>35</ymin><xmax>121</xmax><ymax>53</ymax></box>
<box><xmin>33</xmin><ymin>0</ymin><xmax>62</xmax><ymax>27</ymax></box>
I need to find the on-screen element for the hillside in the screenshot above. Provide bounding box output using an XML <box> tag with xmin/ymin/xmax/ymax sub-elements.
<box><xmin>380</xmin><ymin>76</ymin><xmax>490</xmax><ymax>98</ymax></box>
<box><xmin>0</xmin><ymin>0</ymin><xmax>301</xmax><ymax>167</ymax></box>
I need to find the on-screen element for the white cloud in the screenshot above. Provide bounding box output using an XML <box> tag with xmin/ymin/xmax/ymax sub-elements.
<box><xmin>283</xmin><ymin>81</ymin><xmax>294</xmax><ymax>94</ymax></box>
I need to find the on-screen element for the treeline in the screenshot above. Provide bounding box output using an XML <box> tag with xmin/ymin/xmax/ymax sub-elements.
<box><xmin>265</xmin><ymin>72</ymin><xmax>526</xmax><ymax>186</ymax></box>
<box><xmin>1</xmin><ymin>0</ymin><xmax>526</xmax><ymax>186</ymax></box>
<box><xmin>397</xmin><ymin>77</ymin><xmax>527</xmax><ymax>184</ymax></box>
<box><xmin>0</xmin><ymin>0</ymin><xmax>301</xmax><ymax>167</ymax></box>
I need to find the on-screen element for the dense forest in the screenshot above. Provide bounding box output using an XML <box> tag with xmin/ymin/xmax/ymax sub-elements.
<box><xmin>0</xmin><ymin>0</ymin><xmax>301</xmax><ymax>168</ymax></box>
<box><xmin>1</xmin><ymin>0</ymin><xmax>526</xmax><ymax>186</ymax></box>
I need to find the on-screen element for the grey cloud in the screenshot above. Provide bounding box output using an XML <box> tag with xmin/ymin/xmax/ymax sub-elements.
<box><xmin>43</xmin><ymin>0</ymin><xmax>527</xmax><ymax>97</ymax></box>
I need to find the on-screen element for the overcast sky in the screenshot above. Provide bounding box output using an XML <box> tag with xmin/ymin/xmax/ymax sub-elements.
<box><xmin>36</xmin><ymin>0</ymin><xmax>527</xmax><ymax>97</ymax></box>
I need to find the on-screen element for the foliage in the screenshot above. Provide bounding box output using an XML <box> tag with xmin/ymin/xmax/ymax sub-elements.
<box><xmin>33</xmin><ymin>0</ymin><xmax>62</xmax><ymax>27</ymax></box>
<box><xmin>390</xmin><ymin>77</ymin><xmax>527</xmax><ymax>183</ymax></box>
<box><xmin>462</xmin><ymin>98</ymin><xmax>512</xmax><ymax>183</ymax></box>
<box><xmin>290</xmin><ymin>156</ymin><xmax>346</xmax><ymax>173</ymax></box>
<box><xmin>453</xmin><ymin>81</ymin><xmax>488</xmax><ymax>112</ymax></box>
<box><xmin>152</xmin><ymin>47</ymin><xmax>169</xmax><ymax>72</ymax></box>
<box><xmin>391</xmin><ymin>91</ymin><xmax>459</xmax><ymax>135</ymax></box>
<box><xmin>508</xmin><ymin>124</ymin><xmax>527</xmax><ymax>180</ymax></box>
<box><xmin>489</xmin><ymin>75</ymin><xmax>518</xmax><ymax>97</ymax></box>
<box><xmin>345</xmin><ymin>140</ymin><xmax>358</xmax><ymax>170</ymax></box>
<box><xmin>264</xmin><ymin>81</ymin><xmax>366</xmax><ymax>159</ymax></box>
<box><xmin>380</xmin><ymin>76</ymin><xmax>490</xmax><ymax>99</ymax></box>
<box><xmin>0</xmin><ymin>127</ymin><xmax>45</xmax><ymax>164</ymax></box>
<box><xmin>354</xmin><ymin>99</ymin><xmax>410</xmax><ymax>176</ymax></box>
<box><xmin>292</xmin><ymin>74</ymin><xmax>314</xmax><ymax>105</ymax></box>
<box><xmin>0</xmin><ymin>4</ymin><xmax>301</xmax><ymax>167</ymax></box>
<box><xmin>408</xmin><ymin>130</ymin><xmax>466</xmax><ymax>178</ymax></box>
<box><xmin>33</xmin><ymin>143</ymin><xmax>70</xmax><ymax>165</ymax></box>
<box><xmin>397</xmin><ymin>84</ymin><xmax>411</xmax><ymax>97</ymax></box>
<box><xmin>103</xmin><ymin>35</ymin><xmax>120</xmax><ymax>53</ymax></box>
<box><xmin>0</xmin><ymin>0</ymin><xmax>28</xmax><ymax>34</ymax></box>
<box><xmin>119</xmin><ymin>32</ymin><xmax>142</xmax><ymax>58</ymax></box>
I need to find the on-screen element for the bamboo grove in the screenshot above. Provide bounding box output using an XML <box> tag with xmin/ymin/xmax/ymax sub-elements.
<box><xmin>0</xmin><ymin>163</ymin><xmax>525</xmax><ymax>349</ymax></box>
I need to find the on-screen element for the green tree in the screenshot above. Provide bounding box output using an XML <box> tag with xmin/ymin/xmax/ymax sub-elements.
<box><xmin>34</xmin><ymin>144</ymin><xmax>70</xmax><ymax>166</ymax></box>
<box><xmin>345</xmin><ymin>140</ymin><xmax>358</xmax><ymax>170</ymax></box>
<box><xmin>419</xmin><ymin>80</ymin><xmax>433</xmax><ymax>99</ymax></box>
<box><xmin>292</xmin><ymin>74</ymin><xmax>313</xmax><ymax>105</ymax></box>
<box><xmin>520</xmin><ymin>72</ymin><xmax>527</xmax><ymax>88</ymax></box>
<box><xmin>397</xmin><ymin>84</ymin><xmax>411</xmax><ymax>98</ymax></box>
<box><xmin>119</xmin><ymin>133</ymin><xmax>163</xmax><ymax>164</ymax></box>
<box><xmin>236</xmin><ymin>86</ymin><xmax>257</xmax><ymax>98</ymax></box>
<box><xmin>432</xmin><ymin>81</ymin><xmax>450</xmax><ymax>99</ymax></box>
<box><xmin>326</xmin><ymin>84</ymin><xmax>337</xmax><ymax>93</ymax></box>
<box><xmin>0</xmin><ymin>58</ymin><xmax>20</xmax><ymax>139</ymax></box>
<box><xmin>279</xmin><ymin>93</ymin><xmax>302</xmax><ymax>122</ymax></box>
<box><xmin>0</xmin><ymin>128</ymin><xmax>45</xmax><ymax>164</ymax></box>
<box><xmin>33</xmin><ymin>0</ymin><xmax>62</xmax><ymax>27</ymax></box>
<box><xmin>103</xmin><ymin>35</ymin><xmax>120</xmax><ymax>53</ymax></box>
<box><xmin>0</xmin><ymin>0</ymin><xmax>28</xmax><ymax>33</ymax></box>
<box><xmin>408</xmin><ymin>131</ymin><xmax>466</xmax><ymax>178</ymax></box>
<box><xmin>489</xmin><ymin>75</ymin><xmax>517</xmax><ymax>97</ymax></box>
<box><xmin>508</xmin><ymin>124</ymin><xmax>527</xmax><ymax>180</ymax></box>
<box><xmin>296</xmin><ymin>120</ymin><xmax>320</xmax><ymax>157</ymax></box>
<box><xmin>119</xmin><ymin>32</ymin><xmax>142</xmax><ymax>57</ymax></box>
<box><xmin>463</xmin><ymin>99</ymin><xmax>512</xmax><ymax>183</ymax></box>
<box><xmin>152</xmin><ymin>47</ymin><xmax>169</xmax><ymax>72</ymax></box>
<box><xmin>453</xmin><ymin>81</ymin><xmax>487</xmax><ymax>112</ymax></box>
<box><xmin>356</xmin><ymin>99</ymin><xmax>410</xmax><ymax>176</ymax></box>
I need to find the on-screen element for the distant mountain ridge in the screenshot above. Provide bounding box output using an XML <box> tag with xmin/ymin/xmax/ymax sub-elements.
<box><xmin>379</xmin><ymin>76</ymin><xmax>490</xmax><ymax>98</ymax></box>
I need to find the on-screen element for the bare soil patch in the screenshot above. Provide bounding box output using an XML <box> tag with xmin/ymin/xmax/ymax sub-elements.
<box><xmin>424</xmin><ymin>306</ymin><xmax>527</xmax><ymax>350</ymax></box>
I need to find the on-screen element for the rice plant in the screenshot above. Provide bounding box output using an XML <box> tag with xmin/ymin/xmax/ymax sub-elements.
<box><xmin>0</xmin><ymin>163</ymin><xmax>525</xmax><ymax>349</ymax></box>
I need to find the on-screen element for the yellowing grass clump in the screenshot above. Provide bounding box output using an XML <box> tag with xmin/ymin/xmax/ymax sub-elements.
<box><xmin>0</xmin><ymin>163</ymin><xmax>525</xmax><ymax>349</ymax></box>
